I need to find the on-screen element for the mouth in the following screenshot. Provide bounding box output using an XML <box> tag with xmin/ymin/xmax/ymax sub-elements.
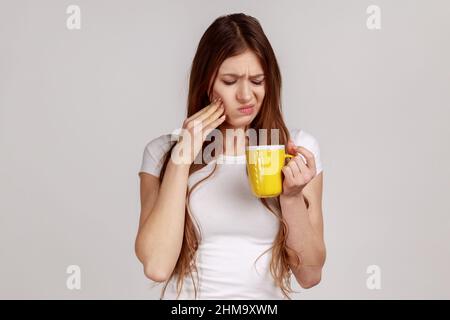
<box><xmin>238</xmin><ymin>104</ymin><xmax>255</xmax><ymax>115</ymax></box>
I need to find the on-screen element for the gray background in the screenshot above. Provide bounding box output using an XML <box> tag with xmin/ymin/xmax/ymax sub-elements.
<box><xmin>1</xmin><ymin>0</ymin><xmax>449</xmax><ymax>299</ymax></box>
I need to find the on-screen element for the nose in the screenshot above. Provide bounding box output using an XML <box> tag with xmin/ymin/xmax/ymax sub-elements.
<box><xmin>236</xmin><ymin>81</ymin><xmax>252</xmax><ymax>103</ymax></box>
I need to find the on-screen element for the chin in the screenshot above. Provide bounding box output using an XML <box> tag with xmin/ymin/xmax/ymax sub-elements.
<box><xmin>228</xmin><ymin>117</ymin><xmax>253</xmax><ymax>128</ymax></box>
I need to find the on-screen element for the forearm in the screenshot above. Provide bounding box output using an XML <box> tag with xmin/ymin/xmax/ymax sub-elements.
<box><xmin>136</xmin><ymin>157</ymin><xmax>190</xmax><ymax>278</ymax></box>
<box><xmin>280</xmin><ymin>193</ymin><xmax>326</xmax><ymax>268</ymax></box>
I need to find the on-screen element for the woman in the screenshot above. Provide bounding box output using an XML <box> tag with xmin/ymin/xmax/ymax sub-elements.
<box><xmin>135</xmin><ymin>13</ymin><xmax>325</xmax><ymax>300</ymax></box>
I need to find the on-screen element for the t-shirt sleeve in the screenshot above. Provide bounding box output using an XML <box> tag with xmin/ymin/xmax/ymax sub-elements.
<box><xmin>292</xmin><ymin>129</ymin><xmax>323</xmax><ymax>176</ymax></box>
<box><xmin>138</xmin><ymin>134</ymin><xmax>175</xmax><ymax>178</ymax></box>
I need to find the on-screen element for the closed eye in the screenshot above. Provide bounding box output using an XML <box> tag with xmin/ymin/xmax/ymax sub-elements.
<box><xmin>222</xmin><ymin>80</ymin><xmax>264</xmax><ymax>86</ymax></box>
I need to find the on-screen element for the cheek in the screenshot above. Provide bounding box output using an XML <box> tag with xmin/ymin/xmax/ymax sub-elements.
<box><xmin>212</xmin><ymin>85</ymin><xmax>234</xmax><ymax>105</ymax></box>
<box><xmin>212</xmin><ymin>82</ymin><xmax>226</xmax><ymax>98</ymax></box>
<box><xmin>254</xmin><ymin>89</ymin><xmax>265</xmax><ymax>114</ymax></box>
<box><xmin>256</xmin><ymin>88</ymin><xmax>265</xmax><ymax>103</ymax></box>
<box><xmin>258</xmin><ymin>88</ymin><xmax>265</xmax><ymax>99</ymax></box>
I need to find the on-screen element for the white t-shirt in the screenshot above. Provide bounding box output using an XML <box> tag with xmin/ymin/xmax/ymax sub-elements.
<box><xmin>138</xmin><ymin>128</ymin><xmax>323</xmax><ymax>299</ymax></box>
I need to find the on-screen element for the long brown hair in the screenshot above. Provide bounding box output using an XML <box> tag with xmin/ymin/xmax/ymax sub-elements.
<box><xmin>156</xmin><ymin>13</ymin><xmax>301</xmax><ymax>299</ymax></box>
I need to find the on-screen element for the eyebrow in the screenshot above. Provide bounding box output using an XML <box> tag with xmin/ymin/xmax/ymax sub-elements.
<box><xmin>220</xmin><ymin>73</ymin><xmax>265</xmax><ymax>78</ymax></box>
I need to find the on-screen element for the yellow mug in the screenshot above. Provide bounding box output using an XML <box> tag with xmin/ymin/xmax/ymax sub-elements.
<box><xmin>245</xmin><ymin>145</ymin><xmax>295</xmax><ymax>198</ymax></box>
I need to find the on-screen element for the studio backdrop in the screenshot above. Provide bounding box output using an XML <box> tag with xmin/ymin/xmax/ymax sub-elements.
<box><xmin>1</xmin><ymin>0</ymin><xmax>449</xmax><ymax>299</ymax></box>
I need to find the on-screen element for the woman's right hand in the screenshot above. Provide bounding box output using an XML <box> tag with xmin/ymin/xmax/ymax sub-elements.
<box><xmin>172</xmin><ymin>97</ymin><xmax>226</xmax><ymax>165</ymax></box>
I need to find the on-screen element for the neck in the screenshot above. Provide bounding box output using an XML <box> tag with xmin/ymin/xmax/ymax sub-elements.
<box><xmin>218</xmin><ymin>124</ymin><xmax>248</xmax><ymax>156</ymax></box>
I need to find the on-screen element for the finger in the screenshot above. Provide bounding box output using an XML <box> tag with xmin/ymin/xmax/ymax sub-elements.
<box><xmin>189</xmin><ymin>100</ymin><xmax>223</xmax><ymax>126</ymax></box>
<box><xmin>189</xmin><ymin>97</ymin><xmax>221</xmax><ymax>122</ymax></box>
<box><xmin>187</xmin><ymin>97</ymin><xmax>222</xmax><ymax>122</ymax></box>
<box><xmin>204</xmin><ymin>114</ymin><xmax>226</xmax><ymax>136</ymax></box>
<box><xmin>287</xmin><ymin>159</ymin><xmax>302</xmax><ymax>180</ymax></box>
<box><xmin>281</xmin><ymin>166</ymin><xmax>294</xmax><ymax>182</ymax></box>
<box><xmin>202</xmin><ymin>102</ymin><xmax>225</xmax><ymax>128</ymax></box>
<box><xmin>292</xmin><ymin>155</ymin><xmax>309</xmax><ymax>175</ymax></box>
<box><xmin>296</xmin><ymin>146</ymin><xmax>316</xmax><ymax>172</ymax></box>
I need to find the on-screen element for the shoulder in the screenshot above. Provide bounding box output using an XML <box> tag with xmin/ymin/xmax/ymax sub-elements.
<box><xmin>139</xmin><ymin>132</ymin><xmax>177</xmax><ymax>177</ymax></box>
<box><xmin>290</xmin><ymin>128</ymin><xmax>320</xmax><ymax>150</ymax></box>
<box><xmin>289</xmin><ymin>128</ymin><xmax>323</xmax><ymax>174</ymax></box>
<box><xmin>144</xmin><ymin>132</ymin><xmax>174</xmax><ymax>154</ymax></box>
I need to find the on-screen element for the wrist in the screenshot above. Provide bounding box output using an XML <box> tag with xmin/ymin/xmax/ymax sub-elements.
<box><xmin>168</xmin><ymin>151</ymin><xmax>192</xmax><ymax>171</ymax></box>
<box><xmin>280</xmin><ymin>192</ymin><xmax>309</xmax><ymax>218</ymax></box>
<box><xmin>280</xmin><ymin>192</ymin><xmax>305</xmax><ymax>203</ymax></box>
<box><xmin>171</xmin><ymin>141</ymin><xmax>195</xmax><ymax>167</ymax></box>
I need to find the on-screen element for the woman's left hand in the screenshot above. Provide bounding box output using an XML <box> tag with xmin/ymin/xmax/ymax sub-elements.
<box><xmin>281</xmin><ymin>139</ymin><xmax>317</xmax><ymax>198</ymax></box>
